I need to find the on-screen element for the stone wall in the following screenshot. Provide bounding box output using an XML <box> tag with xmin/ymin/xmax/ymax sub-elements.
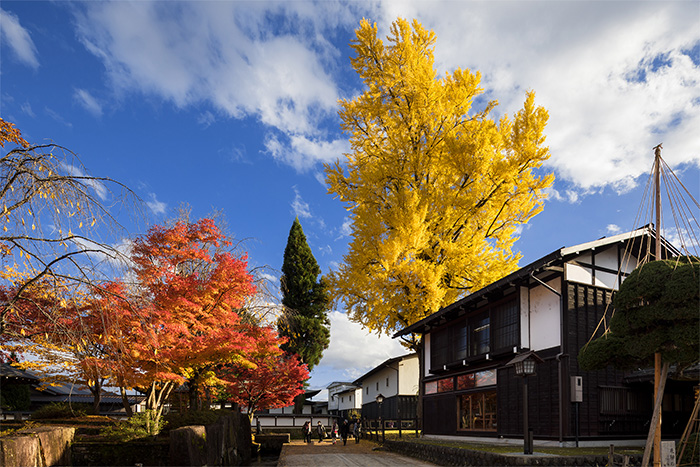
<box><xmin>254</xmin><ymin>433</ymin><xmax>290</xmax><ymax>453</ymax></box>
<box><xmin>71</xmin><ymin>440</ymin><xmax>169</xmax><ymax>466</ymax></box>
<box><xmin>383</xmin><ymin>440</ymin><xmax>643</xmax><ymax>466</ymax></box>
<box><xmin>1</xmin><ymin>412</ymin><xmax>251</xmax><ymax>467</ymax></box>
<box><xmin>168</xmin><ymin>412</ymin><xmax>252</xmax><ymax>466</ymax></box>
<box><xmin>0</xmin><ymin>426</ymin><xmax>75</xmax><ymax>467</ymax></box>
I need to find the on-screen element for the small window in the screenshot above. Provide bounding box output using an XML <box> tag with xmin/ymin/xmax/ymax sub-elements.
<box><xmin>366</xmin><ymin>387</ymin><xmax>369</xmax><ymax>395</ymax></box>
<box><xmin>349</xmin><ymin>395</ymin><xmax>352</xmax><ymax>401</ymax></box>
<box><xmin>386</xmin><ymin>377</ymin><xmax>389</xmax><ymax>387</ymax></box>
<box><xmin>341</xmin><ymin>396</ymin><xmax>344</xmax><ymax>403</ymax></box>
<box><xmin>376</xmin><ymin>381</ymin><xmax>379</xmax><ymax>391</ymax></box>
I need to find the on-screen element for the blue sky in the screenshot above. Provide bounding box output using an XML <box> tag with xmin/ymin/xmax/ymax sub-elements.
<box><xmin>1</xmin><ymin>1</ymin><xmax>698</xmax><ymax>396</ymax></box>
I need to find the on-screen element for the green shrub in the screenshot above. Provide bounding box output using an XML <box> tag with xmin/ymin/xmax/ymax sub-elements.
<box><xmin>163</xmin><ymin>409</ymin><xmax>229</xmax><ymax>431</ymax></box>
<box><xmin>0</xmin><ymin>384</ymin><xmax>31</xmax><ymax>411</ymax></box>
<box><xmin>100</xmin><ymin>410</ymin><xmax>165</xmax><ymax>442</ymax></box>
<box><xmin>31</xmin><ymin>402</ymin><xmax>86</xmax><ymax>419</ymax></box>
<box><xmin>678</xmin><ymin>433</ymin><xmax>699</xmax><ymax>466</ymax></box>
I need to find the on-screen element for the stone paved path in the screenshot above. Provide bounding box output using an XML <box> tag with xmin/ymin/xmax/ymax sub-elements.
<box><xmin>277</xmin><ymin>439</ymin><xmax>436</xmax><ymax>466</ymax></box>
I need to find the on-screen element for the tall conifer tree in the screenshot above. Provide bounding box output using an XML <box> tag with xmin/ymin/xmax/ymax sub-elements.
<box><xmin>278</xmin><ymin>218</ymin><xmax>331</xmax><ymax>372</ymax></box>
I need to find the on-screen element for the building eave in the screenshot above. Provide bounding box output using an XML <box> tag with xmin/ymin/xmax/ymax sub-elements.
<box><xmin>393</xmin><ymin>249</ymin><xmax>563</xmax><ymax>338</ymax></box>
<box><xmin>353</xmin><ymin>353</ymin><xmax>417</xmax><ymax>385</ymax></box>
<box><xmin>393</xmin><ymin>224</ymin><xmax>679</xmax><ymax>339</ymax></box>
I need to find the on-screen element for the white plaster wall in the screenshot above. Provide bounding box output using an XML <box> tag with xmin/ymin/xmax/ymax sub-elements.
<box><xmin>565</xmin><ymin>263</ymin><xmax>593</xmax><ymax>285</ymax></box>
<box><xmin>398</xmin><ymin>356</ymin><xmax>419</xmax><ymax>396</ymax></box>
<box><xmin>595</xmin><ymin>270</ymin><xmax>618</xmax><ymax>289</ymax></box>
<box><xmin>269</xmin><ymin>405</ymin><xmax>312</xmax><ymax>414</ymax></box>
<box><xmin>528</xmin><ymin>277</ymin><xmax>561</xmax><ymax>351</ymax></box>
<box><xmin>338</xmin><ymin>388</ymin><xmax>362</xmax><ymax>411</ymax></box>
<box><xmin>519</xmin><ymin>286</ymin><xmax>530</xmax><ymax>349</ymax></box>
<box><xmin>620</xmin><ymin>254</ymin><xmax>638</xmax><ymax>274</ymax></box>
<box><xmin>327</xmin><ymin>389</ymin><xmax>339</xmax><ymax>411</ymax></box>
<box><xmin>363</xmin><ymin>367</ymin><xmax>397</xmax><ymax>404</ymax></box>
<box><xmin>595</xmin><ymin>247</ymin><xmax>619</xmax><ymax>270</ymax></box>
<box><xmin>328</xmin><ymin>384</ymin><xmax>353</xmax><ymax>411</ymax></box>
<box><xmin>423</xmin><ymin>333</ymin><xmax>432</xmax><ymax>377</ymax></box>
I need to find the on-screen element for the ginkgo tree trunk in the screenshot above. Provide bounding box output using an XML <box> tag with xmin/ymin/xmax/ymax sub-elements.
<box><xmin>326</xmin><ymin>18</ymin><xmax>553</xmax><ymax>428</ymax></box>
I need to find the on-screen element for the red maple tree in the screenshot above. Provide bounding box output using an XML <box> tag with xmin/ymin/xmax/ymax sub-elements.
<box><xmin>110</xmin><ymin>219</ymin><xmax>258</xmax><ymax>414</ymax></box>
<box><xmin>218</xmin><ymin>326</ymin><xmax>309</xmax><ymax>421</ymax></box>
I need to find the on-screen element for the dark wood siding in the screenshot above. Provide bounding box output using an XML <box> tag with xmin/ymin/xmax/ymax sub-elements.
<box><xmin>497</xmin><ymin>351</ymin><xmax>560</xmax><ymax>438</ymax></box>
<box><xmin>565</xmin><ymin>282</ymin><xmax>646</xmax><ymax>436</ymax></box>
<box><xmin>423</xmin><ymin>394</ymin><xmax>457</xmax><ymax>435</ymax></box>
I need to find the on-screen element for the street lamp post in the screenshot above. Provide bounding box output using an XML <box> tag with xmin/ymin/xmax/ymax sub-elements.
<box><xmin>507</xmin><ymin>351</ymin><xmax>543</xmax><ymax>455</ymax></box>
<box><xmin>376</xmin><ymin>393</ymin><xmax>385</xmax><ymax>443</ymax></box>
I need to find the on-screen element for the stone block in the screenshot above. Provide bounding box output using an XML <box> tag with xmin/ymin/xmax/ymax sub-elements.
<box><xmin>169</xmin><ymin>425</ymin><xmax>207</xmax><ymax>467</ymax></box>
<box><xmin>18</xmin><ymin>425</ymin><xmax>75</xmax><ymax>466</ymax></box>
<box><xmin>661</xmin><ymin>440</ymin><xmax>676</xmax><ymax>467</ymax></box>
<box><xmin>254</xmin><ymin>433</ymin><xmax>290</xmax><ymax>452</ymax></box>
<box><xmin>0</xmin><ymin>435</ymin><xmax>41</xmax><ymax>467</ymax></box>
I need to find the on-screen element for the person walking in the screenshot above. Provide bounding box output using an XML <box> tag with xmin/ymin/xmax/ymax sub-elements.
<box><xmin>331</xmin><ymin>420</ymin><xmax>338</xmax><ymax>445</ymax></box>
<box><xmin>353</xmin><ymin>419</ymin><xmax>361</xmax><ymax>443</ymax></box>
<box><xmin>302</xmin><ymin>421</ymin><xmax>311</xmax><ymax>443</ymax></box>
<box><xmin>340</xmin><ymin>419</ymin><xmax>350</xmax><ymax>445</ymax></box>
<box><xmin>317</xmin><ymin>421</ymin><xmax>325</xmax><ymax>443</ymax></box>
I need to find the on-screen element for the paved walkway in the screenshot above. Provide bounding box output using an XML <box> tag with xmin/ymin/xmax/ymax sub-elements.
<box><xmin>277</xmin><ymin>439</ymin><xmax>436</xmax><ymax>466</ymax></box>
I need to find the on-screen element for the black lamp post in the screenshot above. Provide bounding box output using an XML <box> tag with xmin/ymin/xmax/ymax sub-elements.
<box><xmin>507</xmin><ymin>351</ymin><xmax>543</xmax><ymax>455</ymax></box>
<box><xmin>376</xmin><ymin>393</ymin><xmax>385</xmax><ymax>443</ymax></box>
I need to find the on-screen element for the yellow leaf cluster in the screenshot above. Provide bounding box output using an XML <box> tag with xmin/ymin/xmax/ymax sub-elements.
<box><xmin>325</xmin><ymin>18</ymin><xmax>554</xmax><ymax>338</ymax></box>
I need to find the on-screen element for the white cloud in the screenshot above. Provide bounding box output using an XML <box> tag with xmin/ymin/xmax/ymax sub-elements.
<box><xmin>45</xmin><ymin>108</ymin><xmax>72</xmax><ymax>128</ymax></box>
<box><xmin>146</xmin><ymin>192</ymin><xmax>166</xmax><ymax>215</ymax></box>
<box><xmin>606</xmin><ymin>224</ymin><xmax>622</xmax><ymax>235</ymax></box>
<box><xmin>258</xmin><ymin>272</ymin><xmax>278</xmax><ymax>284</ymax></box>
<box><xmin>20</xmin><ymin>102</ymin><xmax>34</xmax><ymax>117</ymax></box>
<box><xmin>71</xmin><ymin>1</ymin><xmax>699</xmax><ymax>189</ymax></box>
<box><xmin>543</xmin><ymin>185</ymin><xmax>581</xmax><ymax>204</ymax></box>
<box><xmin>73</xmin><ymin>1</ymin><xmax>350</xmax><ymax>171</ymax></box>
<box><xmin>61</xmin><ymin>163</ymin><xmax>107</xmax><ymax>200</ymax></box>
<box><xmin>336</xmin><ymin>217</ymin><xmax>353</xmax><ymax>240</ymax></box>
<box><xmin>307</xmin><ymin>310</ymin><xmax>406</xmax><ymax>390</ymax></box>
<box><xmin>265</xmin><ymin>133</ymin><xmax>349</xmax><ymax>172</ymax></box>
<box><xmin>197</xmin><ymin>110</ymin><xmax>215</xmax><ymax>128</ymax></box>
<box><xmin>313</xmin><ymin>171</ymin><xmax>327</xmax><ymax>187</ymax></box>
<box><xmin>70</xmin><ymin>236</ymin><xmax>134</xmax><ymax>271</ymax></box>
<box><xmin>0</xmin><ymin>8</ymin><xmax>39</xmax><ymax>68</ymax></box>
<box><xmin>73</xmin><ymin>89</ymin><xmax>103</xmax><ymax>117</ymax></box>
<box><xmin>291</xmin><ymin>187</ymin><xmax>311</xmax><ymax>219</ymax></box>
<box><xmin>394</xmin><ymin>1</ymin><xmax>700</xmax><ymax>191</ymax></box>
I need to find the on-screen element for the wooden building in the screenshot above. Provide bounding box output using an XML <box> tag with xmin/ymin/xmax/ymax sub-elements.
<box><xmin>394</xmin><ymin>226</ymin><xmax>695</xmax><ymax>445</ymax></box>
<box><xmin>354</xmin><ymin>353</ymin><xmax>419</xmax><ymax>422</ymax></box>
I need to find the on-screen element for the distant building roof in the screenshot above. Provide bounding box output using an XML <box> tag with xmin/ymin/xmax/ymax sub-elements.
<box><xmin>326</xmin><ymin>381</ymin><xmax>356</xmax><ymax>389</ymax></box>
<box><xmin>0</xmin><ymin>363</ymin><xmax>39</xmax><ymax>383</ymax></box>
<box><xmin>353</xmin><ymin>353</ymin><xmax>417</xmax><ymax>385</ymax></box>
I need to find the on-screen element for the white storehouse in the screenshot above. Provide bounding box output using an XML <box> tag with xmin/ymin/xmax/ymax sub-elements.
<box><xmin>326</xmin><ymin>381</ymin><xmax>361</xmax><ymax>417</ymax></box>
<box><xmin>354</xmin><ymin>353</ymin><xmax>419</xmax><ymax>422</ymax></box>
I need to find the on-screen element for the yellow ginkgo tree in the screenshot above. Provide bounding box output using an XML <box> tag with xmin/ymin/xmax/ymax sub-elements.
<box><xmin>326</xmin><ymin>18</ymin><xmax>554</xmax><ymax>348</ymax></box>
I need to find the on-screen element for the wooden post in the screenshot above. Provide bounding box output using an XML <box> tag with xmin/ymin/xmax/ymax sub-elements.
<box><xmin>609</xmin><ymin>444</ymin><xmax>615</xmax><ymax>467</ymax></box>
<box><xmin>643</xmin><ymin>361</ymin><xmax>670</xmax><ymax>467</ymax></box>
<box><xmin>653</xmin><ymin>144</ymin><xmax>663</xmax><ymax>467</ymax></box>
<box><xmin>654</xmin><ymin>352</ymin><xmax>662</xmax><ymax>467</ymax></box>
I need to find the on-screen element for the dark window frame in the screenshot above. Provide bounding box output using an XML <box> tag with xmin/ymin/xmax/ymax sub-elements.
<box><xmin>429</xmin><ymin>296</ymin><xmax>519</xmax><ymax>369</ymax></box>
